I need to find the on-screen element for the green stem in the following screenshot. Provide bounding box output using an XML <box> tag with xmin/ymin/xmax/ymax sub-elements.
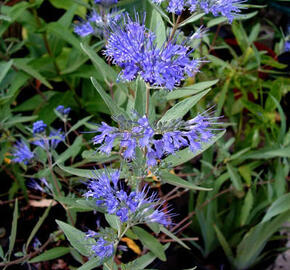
<box><xmin>146</xmin><ymin>83</ymin><xmax>150</xmax><ymax>117</ymax></box>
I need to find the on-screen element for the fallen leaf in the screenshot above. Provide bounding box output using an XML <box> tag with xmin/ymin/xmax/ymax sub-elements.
<box><xmin>29</xmin><ymin>199</ymin><xmax>57</xmax><ymax>207</ymax></box>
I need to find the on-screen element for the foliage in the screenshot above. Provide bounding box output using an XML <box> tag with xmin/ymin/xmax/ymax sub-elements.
<box><xmin>0</xmin><ymin>0</ymin><xmax>289</xmax><ymax>270</ymax></box>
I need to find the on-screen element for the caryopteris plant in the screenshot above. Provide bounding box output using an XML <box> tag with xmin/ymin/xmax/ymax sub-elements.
<box><xmin>1</xmin><ymin>0</ymin><xmax>255</xmax><ymax>269</ymax></box>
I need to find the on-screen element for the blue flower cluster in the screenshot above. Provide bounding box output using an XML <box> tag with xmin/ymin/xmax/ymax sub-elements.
<box><xmin>32</xmin><ymin>120</ymin><xmax>47</xmax><ymax>134</ymax></box>
<box><xmin>12</xmin><ymin>140</ymin><xmax>34</xmax><ymax>164</ymax></box>
<box><xmin>84</xmin><ymin>170</ymin><xmax>171</xmax><ymax>226</ymax></box>
<box><xmin>74</xmin><ymin>10</ymin><xmax>121</xmax><ymax>37</ymax></box>
<box><xmin>95</xmin><ymin>0</ymin><xmax>118</xmax><ymax>6</ymax></box>
<box><xmin>93</xmin><ymin>114</ymin><xmax>218</xmax><ymax>166</ymax></box>
<box><xmin>152</xmin><ymin>0</ymin><xmax>244</xmax><ymax>22</ymax></box>
<box><xmin>33</xmin><ymin>129</ymin><xmax>65</xmax><ymax>150</ymax></box>
<box><xmin>12</xmin><ymin>109</ymin><xmax>68</xmax><ymax>164</ymax></box>
<box><xmin>91</xmin><ymin>237</ymin><xmax>114</xmax><ymax>258</ymax></box>
<box><xmin>56</xmin><ymin>105</ymin><xmax>71</xmax><ymax>116</ymax></box>
<box><xmin>104</xmin><ymin>14</ymin><xmax>201</xmax><ymax>90</ymax></box>
<box><xmin>28</xmin><ymin>178</ymin><xmax>52</xmax><ymax>195</ymax></box>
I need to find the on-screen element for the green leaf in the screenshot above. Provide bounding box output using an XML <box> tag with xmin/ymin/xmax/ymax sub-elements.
<box><xmin>105</xmin><ymin>214</ymin><xmax>121</xmax><ymax>231</ymax></box>
<box><xmin>0</xmin><ymin>245</ymin><xmax>4</xmax><ymax>260</ymax></box>
<box><xmin>179</xmin><ymin>13</ymin><xmax>205</xmax><ymax>27</ymax></box>
<box><xmin>239</xmin><ymin>145</ymin><xmax>290</xmax><ymax>160</ymax></box>
<box><xmin>159</xmin><ymin>89</ymin><xmax>211</xmax><ymax>123</ymax></box>
<box><xmin>29</xmin><ymin>247</ymin><xmax>70</xmax><ymax>263</ymax></box>
<box><xmin>226</xmin><ymin>163</ymin><xmax>243</xmax><ymax>192</ymax></box>
<box><xmin>132</xmin><ymin>226</ymin><xmax>166</xmax><ymax>261</ymax></box>
<box><xmin>91</xmin><ymin>77</ymin><xmax>128</xmax><ymax>118</ymax></box>
<box><xmin>47</xmin><ymin>22</ymin><xmax>82</xmax><ymax>51</ymax></box>
<box><xmin>166</xmin><ymin>80</ymin><xmax>218</xmax><ymax>100</ymax></box>
<box><xmin>160</xmin><ymin>170</ymin><xmax>211</xmax><ymax>191</ymax></box>
<box><xmin>13</xmin><ymin>59</ymin><xmax>52</xmax><ymax>89</ymax></box>
<box><xmin>26</xmin><ymin>205</ymin><xmax>52</xmax><ymax>250</ymax></box>
<box><xmin>125</xmin><ymin>244</ymin><xmax>171</xmax><ymax>270</ymax></box>
<box><xmin>149</xmin><ymin>9</ymin><xmax>166</xmax><ymax>47</ymax></box>
<box><xmin>163</xmin><ymin>131</ymin><xmax>225</xmax><ymax>167</ymax></box>
<box><xmin>56</xmin><ymin>220</ymin><xmax>94</xmax><ymax>256</ymax></box>
<box><xmin>160</xmin><ymin>226</ymin><xmax>190</xmax><ymax>250</ymax></box>
<box><xmin>77</xmin><ymin>257</ymin><xmax>102</xmax><ymax>270</ymax></box>
<box><xmin>240</xmin><ymin>189</ymin><xmax>254</xmax><ymax>226</ymax></box>
<box><xmin>213</xmin><ymin>224</ymin><xmax>234</xmax><ymax>263</ymax></box>
<box><xmin>81</xmin><ymin>42</ymin><xmax>116</xmax><ymax>82</ymax></box>
<box><xmin>67</xmin><ymin>116</ymin><xmax>92</xmax><ymax>135</ymax></box>
<box><xmin>134</xmin><ymin>78</ymin><xmax>146</xmax><ymax>116</ymax></box>
<box><xmin>8</xmin><ymin>199</ymin><xmax>18</xmax><ymax>260</ymax></box>
<box><xmin>235</xmin><ymin>211</ymin><xmax>290</xmax><ymax>269</ymax></box>
<box><xmin>54</xmin><ymin>136</ymin><xmax>83</xmax><ymax>165</ymax></box>
<box><xmin>57</xmin><ymin>164</ymin><xmax>95</xmax><ymax>178</ymax></box>
<box><xmin>148</xmin><ymin>1</ymin><xmax>173</xmax><ymax>26</ymax></box>
<box><xmin>262</xmin><ymin>194</ymin><xmax>290</xmax><ymax>223</ymax></box>
<box><xmin>207</xmin><ymin>17</ymin><xmax>227</xmax><ymax>28</ymax></box>
<box><xmin>0</xmin><ymin>60</ymin><xmax>13</xmax><ymax>83</ymax></box>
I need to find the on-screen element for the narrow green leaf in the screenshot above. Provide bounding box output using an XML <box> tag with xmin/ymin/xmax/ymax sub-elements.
<box><xmin>239</xmin><ymin>145</ymin><xmax>290</xmax><ymax>160</ymax></box>
<box><xmin>77</xmin><ymin>257</ymin><xmax>102</xmax><ymax>270</ymax></box>
<box><xmin>163</xmin><ymin>131</ymin><xmax>225</xmax><ymax>167</ymax></box>
<box><xmin>13</xmin><ymin>59</ymin><xmax>52</xmax><ymax>89</ymax></box>
<box><xmin>26</xmin><ymin>204</ymin><xmax>52</xmax><ymax>250</ymax></box>
<box><xmin>29</xmin><ymin>247</ymin><xmax>70</xmax><ymax>263</ymax></box>
<box><xmin>8</xmin><ymin>199</ymin><xmax>18</xmax><ymax>260</ymax></box>
<box><xmin>159</xmin><ymin>89</ymin><xmax>211</xmax><ymax>123</ymax></box>
<box><xmin>213</xmin><ymin>224</ymin><xmax>234</xmax><ymax>263</ymax></box>
<box><xmin>160</xmin><ymin>226</ymin><xmax>190</xmax><ymax>250</ymax></box>
<box><xmin>105</xmin><ymin>214</ymin><xmax>121</xmax><ymax>231</ymax></box>
<box><xmin>226</xmin><ymin>163</ymin><xmax>243</xmax><ymax>192</ymax></box>
<box><xmin>148</xmin><ymin>1</ymin><xmax>173</xmax><ymax>26</ymax></box>
<box><xmin>67</xmin><ymin>116</ymin><xmax>92</xmax><ymax>135</ymax></box>
<box><xmin>47</xmin><ymin>22</ymin><xmax>81</xmax><ymax>51</ymax></box>
<box><xmin>149</xmin><ymin>9</ymin><xmax>166</xmax><ymax>47</ymax></box>
<box><xmin>240</xmin><ymin>189</ymin><xmax>254</xmax><ymax>226</ymax></box>
<box><xmin>235</xmin><ymin>211</ymin><xmax>290</xmax><ymax>269</ymax></box>
<box><xmin>54</xmin><ymin>136</ymin><xmax>83</xmax><ymax>165</ymax></box>
<box><xmin>160</xmin><ymin>170</ymin><xmax>211</xmax><ymax>191</ymax></box>
<box><xmin>132</xmin><ymin>227</ymin><xmax>166</xmax><ymax>261</ymax></box>
<box><xmin>166</xmin><ymin>80</ymin><xmax>218</xmax><ymax>100</ymax></box>
<box><xmin>134</xmin><ymin>78</ymin><xmax>146</xmax><ymax>116</ymax></box>
<box><xmin>179</xmin><ymin>13</ymin><xmax>205</xmax><ymax>27</ymax></box>
<box><xmin>262</xmin><ymin>194</ymin><xmax>290</xmax><ymax>223</ymax></box>
<box><xmin>0</xmin><ymin>60</ymin><xmax>13</xmax><ymax>83</ymax></box>
<box><xmin>56</xmin><ymin>220</ymin><xmax>94</xmax><ymax>256</ymax></box>
<box><xmin>91</xmin><ymin>77</ymin><xmax>128</xmax><ymax>118</ymax></box>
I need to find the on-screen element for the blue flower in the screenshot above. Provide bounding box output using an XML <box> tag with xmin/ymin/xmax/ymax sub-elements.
<box><xmin>84</xmin><ymin>169</ymin><xmax>172</xmax><ymax>225</ymax></box>
<box><xmin>95</xmin><ymin>0</ymin><xmax>118</xmax><ymax>6</ymax></box>
<box><xmin>56</xmin><ymin>105</ymin><xmax>71</xmax><ymax>116</ymax></box>
<box><xmin>74</xmin><ymin>21</ymin><xmax>94</xmax><ymax>37</ymax></box>
<box><xmin>74</xmin><ymin>9</ymin><xmax>122</xmax><ymax>38</ymax></box>
<box><xmin>104</xmin><ymin>13</ymin><xmax>201</xmax><ymax>90</ymax></box>
<box><xmin>32</xmin><ymin>120</ymin><xmax>47</xmax><ymax>134</ymax></box>
<box><xmin>152</xmin><ymin>0</ymin><xmax>245</xmax><ymax>22</ymax></box>
<box><xmin>12</xmin><ymin>140</ymin><xmax>34</xmax><ymax>164</ymax></box>
<box><xmin>92</xmin><ymin>113</ymin><xmax>221</xmax><ymax>166</ymax></box>
<box><xmin>91</xmin><ymin>237</ymin><xmax>114</xmax><ymax>259</ymax></box>
<box><xmin>33</xmin><ymin>129</ymin><xmax>65</xmax><ymax>150</ymax></box>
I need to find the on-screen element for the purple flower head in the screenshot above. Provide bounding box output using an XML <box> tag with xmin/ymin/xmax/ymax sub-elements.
<box><xmin>56</xmin><ymin>105</ymin><xmax>71</xmax><ymax>116</ymax></box>
<box><xmin>95</xmin><ymin>0</ymin><xmax>118</xmax><ymax>6</ymax></box>
<box><xmin>12</xmin><ymin>140</ymin><xmax>34</xmax><ymax>164</ymax></box>
<box><xmin>27</xmin><ymin>178</ymin><xmax>52</xmax><ymax>195</ymax></box>
<box><xmin>92</xmin><ymin>112</ymin><xmax>221</xmax><ymax>166</ymax></box>
<box><xmin>74</xmin><ymin>21</ymin><xmax>94</xmax><ymax>37</ymax></box>
<box><xmin>104</xmin><ymin>13</ymin><xmax>201</xmax><ymax>90</ymax></box>
<box><xmin>32</xmin><ymin>120</ymin><xmax>47</xmax><ymax>134</ymax></box>
<box><xmin>91</xmin><ymin>237</ymin><xmax>114</xmax><ymax>259</ymax></box>
<box><xmin>33</xmin><ymin>129</ymin><xmax>65</xmax><ymax>150</ymax></box>
<box><xmin>74</xmin><ymin>9</ymin><xmax>122</xmax><ymax>38</ymax></box>
<box><xmin>84</xmin><ymin>169</ymin><xmax>172</xmax><ymax>226</ymax></box>
<box><xmin>152</xmin><ymin>0</ymin><xmax>245</xmax><ymax>22</ymax></box>
<box><xmin>285</xmin><ymin>40</ymin><xmax>290</xmax><ymax>52</ymax></box>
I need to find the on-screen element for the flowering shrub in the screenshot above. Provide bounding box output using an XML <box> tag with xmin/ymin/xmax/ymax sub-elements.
<box><xmin>1</xmin><ymin>0</ymin><xmax>290</xmax><ymax>269</ymax></box>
